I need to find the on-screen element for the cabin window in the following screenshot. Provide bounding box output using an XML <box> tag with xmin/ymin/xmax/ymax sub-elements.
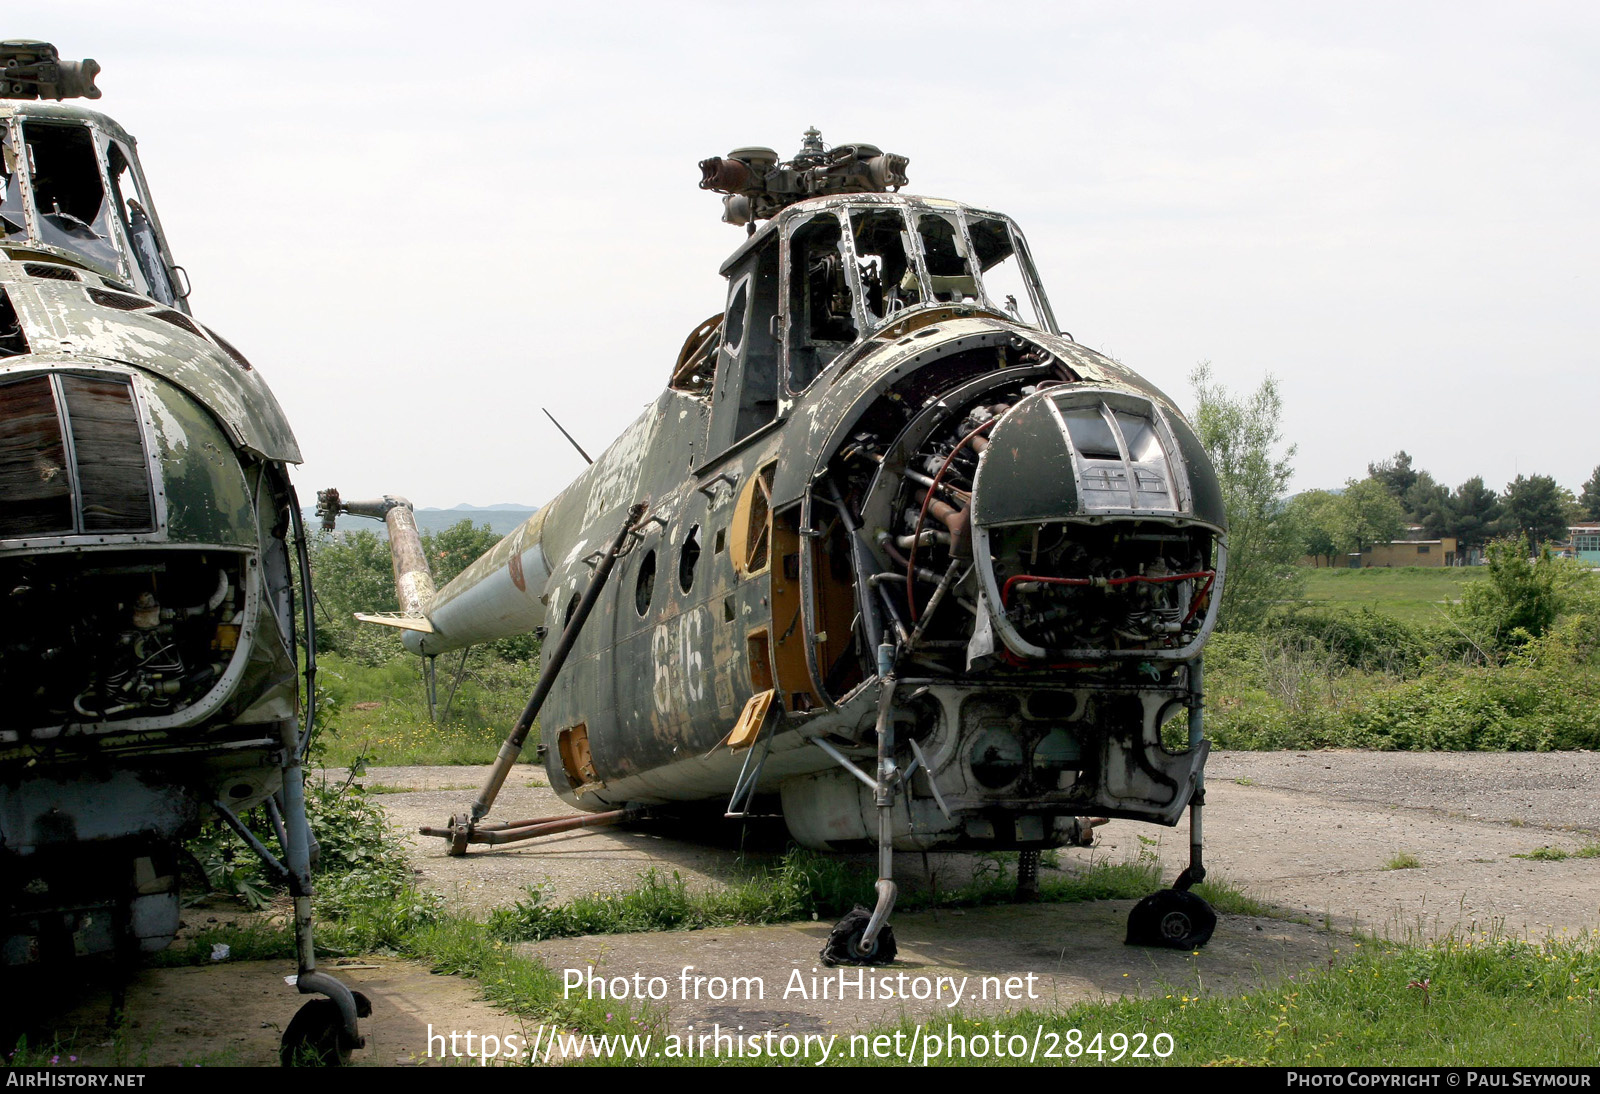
<box><xmin>723</xmin><ymin>282</ymin><xmax>748</xmax><ymax>357</ymax></box>
<box><xmin>849</xmin><ymin>207</ymin><xmax>921</xmax><ymax>322</ymax></box>
<box><xmin>103</xmin><ymin>138</ymin><xmax>176</xmax><ymax>306</ymax></box>
<box><xmin>20</xmin><ymin>120</ymin><xmax>120</xmax><ymax>273</ymax></box>
<box><xmin>634</xmin><ymin>548</ymin><xmax>657</xmax><ymax>616</ymax></box>
<box><xmin>915</xmin><ymin>212</ymin><xmax>979</xmax><ymax>304</ymax></box>
<box><xmin>0</xmin><ymin>129</ymin><xmax>25</xmax><ymax>240</ymax></box>
<box><xmin>708</xmin><ymin>234</ymin><xmax>782</xmax><ymax>455</ymax></box>
<box><xmin>969</xmin><ymin>216</ymin><xmax>1046</xmax><ymax>329</ymax></box>
<box><xmin>785</xmin><ymin>212</ymin><xmax>856</xmax><ymax>391</ymax></box>
<box><xmin>679</xmin><ymin>524</ymin><xmax>701</xmax><ymax>592</ymax></box>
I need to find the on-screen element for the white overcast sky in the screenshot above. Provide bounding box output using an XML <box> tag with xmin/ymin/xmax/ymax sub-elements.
<box><xmin>30</xmin><ymin>1</ymin><xmax>1600</xmax><ymax>507</ymax></box>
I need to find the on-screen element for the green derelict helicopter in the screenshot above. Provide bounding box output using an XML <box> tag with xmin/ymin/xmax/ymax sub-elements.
<box><xmin>325</xmin><ymin>127</ymin><xmax>1229</xmax><ymax>965</ymax></box>
<box><xmin>0</xmin><ymin>42</ymin><xmax>364</xmax><ymax>1064</ymax></box>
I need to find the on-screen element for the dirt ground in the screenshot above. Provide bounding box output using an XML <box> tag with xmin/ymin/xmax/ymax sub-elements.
<box><xmin>12</xmin><ymin>750</ymin><xmax>1600</xmax><ymax>1065</ymax></box>
<box><xmin>375</xmin><ymin>750</ymin><xmax>1600</xmax><ymax>940</ymax></box>
<box><xmin>10</xmin><ymin>956</ymin><xmax>531</xmax><ymax>1067</ymax></box>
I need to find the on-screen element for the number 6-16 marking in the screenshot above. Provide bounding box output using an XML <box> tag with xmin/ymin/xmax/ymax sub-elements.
<box><xmin>653</xmin><ymin>610</ymin><xmax>705</xmax><ymax>716</ymax></box>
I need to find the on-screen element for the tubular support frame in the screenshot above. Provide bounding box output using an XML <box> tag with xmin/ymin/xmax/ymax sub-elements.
<box><xmin>431</xmin><ymin>504</ymin><xmax>647</xmax><ymax>853</ymax></box>
<box><xmin>822</xmin><ymin>478</ymin><xmax>887</xmax><ymax>662</ymax></box>
<box><xmin>420</xmin><ymin>808</ymin><xmax>633</xmax><ymax>847</ymax></box>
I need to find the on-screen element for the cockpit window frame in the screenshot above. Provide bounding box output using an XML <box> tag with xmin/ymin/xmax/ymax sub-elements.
<box><xmin>813</xmin><ymin>200</ymin><xmax>1058</xmax><ymax>364</ymax></box>
<box><xmin>780</xmin><ymin>209</ymin><xmax>859</xmax><ymax>396</ymax></box>
<box><xmin>968</xmin><ymin>213</ymin><xmax>1058</xmax><ymax>335</ymax></box>
<box><xmin>0</xmin><ymin>115</ymin><xmax>182</xmax><ymax>304</ymax></box>
<box><xmin>97</xmin><ymin>130</ymin><xmax>178</xmax><ymax>306</ymax></box>
<box><xmin>10</xmin><ymin>116</ymin><xmax>129</xmax><ymax>282</ymax></box>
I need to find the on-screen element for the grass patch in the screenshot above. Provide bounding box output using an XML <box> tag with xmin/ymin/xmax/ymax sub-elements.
<box><xmin>1383</xmin><ymin>853</ymin><xmax>1423</xmax><ymax>871</ymax></box>
<box><xmin>616</xmin><ymin>930</ymin><xmax>1600</xmax><ymax>1066</ymax></box>
<box><xmin>1514</xmin><ymin>845</ymin><xmax>1600</xmax><ymax>862</ymax></box>
<box><xmin>1202</xmin><ymin>622</ymin><xmax>1600</xmax><ymax>753</ymax></box>
<box><xmin>1191</xmin><ymin>876</ymin><xmax>1275</xmax><ymax>918</ymax></box>
<box><xmin>1296</xmin><ymin>567</ymin><xmax>1484</xmax><ymax>625</ymax></box>
<box><xmin>485</xmin><ymin>850</ymin><xmax>1265</xmax><ymax>944</ymax></box>
<box><xmin>315</xmin><ymin>652</ymin><xmax>537</xmax><ymax>767</ymax></box>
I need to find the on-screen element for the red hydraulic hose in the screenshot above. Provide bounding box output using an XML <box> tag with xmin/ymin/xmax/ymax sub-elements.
<box><xmin>1000</xmin><ymin>570</ymin><xmax>1216</xmax><ymax>608</ymax></box>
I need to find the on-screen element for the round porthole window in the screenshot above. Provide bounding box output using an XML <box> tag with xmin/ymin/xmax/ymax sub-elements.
<box><xmin>635</xmin><ymin>549</ymin><xmax>657</xmax><ymax>616</ymax></box>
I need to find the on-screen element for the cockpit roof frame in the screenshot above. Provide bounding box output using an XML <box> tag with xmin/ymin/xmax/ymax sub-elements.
<box><xmin>0</xmin><ymin>100</ymin><xmax>136</xmax><ymax>146</ymax></box>
<box><xmin>717</xmin><ymin>191</ymin><xmax>1013</xmax><ymax>277</ymax></box>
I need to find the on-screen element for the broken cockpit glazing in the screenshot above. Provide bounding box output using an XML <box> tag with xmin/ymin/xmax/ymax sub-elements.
<box><xmin>0</xmin><ymin>108</ymin><xmax>180</xmax><ymax>305</ymax></box>
<box><xmin>758</xmin><ymin>196</ymin><xmax>1058</xmax><ymax>395</ymax></box>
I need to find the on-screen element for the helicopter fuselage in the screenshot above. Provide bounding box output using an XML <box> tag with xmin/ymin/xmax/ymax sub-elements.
<box><xmin>390</xmin><ymin>190</ymin><xmax>1226</xmax><ymax>854</ymax></box>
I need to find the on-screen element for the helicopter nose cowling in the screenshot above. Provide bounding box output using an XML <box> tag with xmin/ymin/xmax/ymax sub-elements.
<box><xmin>966</xmin><ymin>386</ymin><xmax>1227</xmax><ymax>664</ymax></box>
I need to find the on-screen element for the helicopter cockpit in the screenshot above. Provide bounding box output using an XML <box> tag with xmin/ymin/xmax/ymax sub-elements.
<box><xmin>1</xmin><ymin>105</ymin><xmax>183</xmax><ymax>308</ymax></box>
<box><xmin>688</xmin><ymin>192</ymin><xmax>1059</xmax><ymax>458</ymax></box>
<box><xmin>780</xmin><ymin>196</ymin><xmax>1057</xmax><ymax>385</ymax></box>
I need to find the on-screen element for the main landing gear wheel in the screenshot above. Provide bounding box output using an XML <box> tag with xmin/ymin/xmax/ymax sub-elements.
<box><xmin>280</xmin><ymin>991</ymin><xmax>372</xmax><ymax>1067</ymax></box>
<box><xmin>820</xmin><ymin>905</ymin><xmax>898</xmax><ymax>967</ymax></box>
<box><xmin>1125</xmin><ymin>889</ymin><xmax>1216</xmax><ymax>950</ymax></box>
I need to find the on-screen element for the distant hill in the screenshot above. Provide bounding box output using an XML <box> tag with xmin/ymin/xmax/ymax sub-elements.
<box><xmin>303</xmin><ymin>504</ymin><xmax>539</xmax><ymax>538</ymax></box>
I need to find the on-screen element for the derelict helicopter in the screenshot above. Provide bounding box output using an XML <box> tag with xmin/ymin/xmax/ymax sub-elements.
<box><xmin>325</xmin><ymin>128</ymin><xmax>1228</xmax><ymax>963</ymax></box>
<box><xmin>0</xmin><ymin>42</ymin><xmax>365</xmax><ymax>1063</ymax></box>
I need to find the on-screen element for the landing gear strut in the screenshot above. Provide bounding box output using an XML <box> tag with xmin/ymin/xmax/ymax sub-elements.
<box><xmin>1127</xmin><ymin>658</ymin><xmax>1217</xmax><ymax>951</ymax></box>
<box><xmin>821</xmin><ymin>670</ymin><xmax>901</xmax><ymax>967</ymax></box>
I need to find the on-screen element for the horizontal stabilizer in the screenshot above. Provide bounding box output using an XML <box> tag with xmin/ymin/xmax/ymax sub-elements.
<box><xmin>353</xmin><ymin>611</ymin><xmax>436</xmax><ymax>634</ymax></box>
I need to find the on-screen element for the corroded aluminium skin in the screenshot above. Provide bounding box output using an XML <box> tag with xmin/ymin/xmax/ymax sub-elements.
<box><xmin>356</xmin><ymin>181</ymin><xmax>1227</xmax><ymax>862</ymax></box>
<box><xmin>0</xmin><ymin>260</ymin><xmax>300</xmax><ymax>462</ymax></box>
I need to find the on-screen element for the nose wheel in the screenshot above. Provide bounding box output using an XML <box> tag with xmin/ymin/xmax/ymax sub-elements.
<box><xmin>280</xmin><ymin>992</ymin><xmax>372</xmax><ymax>1066</ymax></box>
<box><xmin>1125</xmin><ymin>888</ymin><xmax>1216</xmax><ymax>950</ymax></box>
<box><xmin>820</xmin><ymin>905</ymin><xmax>899</xmax><ymax>967</ymax></box>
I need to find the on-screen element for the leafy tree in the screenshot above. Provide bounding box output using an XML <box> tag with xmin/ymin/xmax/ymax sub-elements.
<box><xmin>1286</xmin><ymin>489</ymin><xmax>1343</xmax><ymax>566</ymax></box>
<box><xmin>427</xmin><ymin>521</ymin><xmax>503</xmax><ymax>586</ymax></box>
<box><xmin>1189</xmin><ymin>363</ymin><xmax>1303</xmax><ymax>627</ymax></box>
<box><xmin>1334</xmin><ymin>476</ymin><xmax>1405</xmax><ymax>553</ymax></box>
<box><xmin>1441</xmin><ymin>476</ymin><xmax>1501</xmax><ymax>553</ymax></box>
<box><xmin>1500</xmin><ymin>474</ymin><xmax>1572</xmax><ymax>549</ymax></box>
<box><xmin>1580</xmin><ymin>466</ymin><xmax>1600</xmax><ymax>521</ymax></box>
<box><xmin>1454</xmin><ymin>536</ymin><xmax>1566</xmax><ymax>652</ymax></box>
<box><xmin>1403</xmin><ymin>470</ymin><xmax>1450</xmax><ymax>535</ymax></box>
<box><xmin>1368</xmin><ymin>451</ymin><xmax>1418</xmax><ymax>501</ymax></box>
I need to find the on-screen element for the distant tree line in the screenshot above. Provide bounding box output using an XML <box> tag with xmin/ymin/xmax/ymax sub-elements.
<box><xmin>1187</xmin><ymin>364</ymin><xmax>1600</xmax><ymax>626</ymax></box>
<box><xmin>1288</xmin><ymin>451</ymin><xmax>1596</xmax><ymax>565</ymax></box>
